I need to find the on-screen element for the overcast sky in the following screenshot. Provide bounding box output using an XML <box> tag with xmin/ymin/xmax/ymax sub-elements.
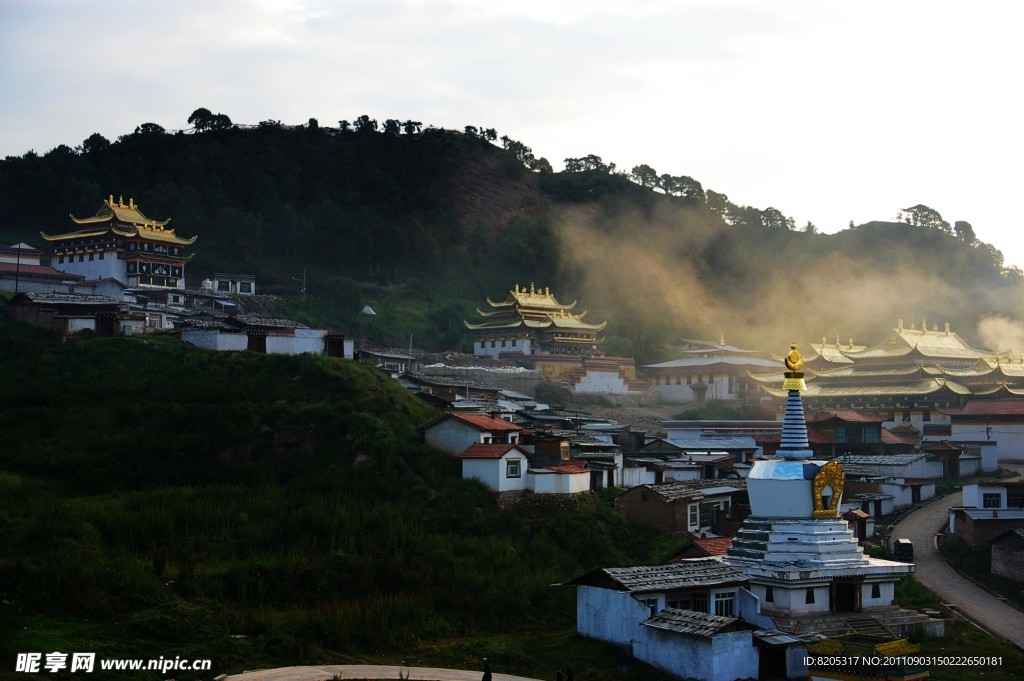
<box><xmin>2</xmin><ymin>0</ymin><xmax>1021</xmax><ymax>267</ymax></box>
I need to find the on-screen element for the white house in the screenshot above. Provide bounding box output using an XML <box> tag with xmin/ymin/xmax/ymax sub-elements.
<box><xmin>210</xmin><ymin>272</ymin><xmax>256</xmax><ymax>295</ymax></box>
<box><xmin>944</xmin><ymin>399</ymin><xmax>1024</xmax><ymax>465</ymax></box>
<box><xmin>571</xmin><ymin>560</ymin><xmax>766</xmax><ymax>681</ymax></box>
<box><xmin>528</xmin><ymin>462</ymin><xmax>591</xmax><ymax>494</ymax></box>
<box><xmin>422</xmin><ymin>413</ymin><xmax>523</xmax><ymax>456</ymax></box>
<box><xmin>460</xmin><ymin>444</ymin><xmax>531</xmax><ymax>493</ymax></box>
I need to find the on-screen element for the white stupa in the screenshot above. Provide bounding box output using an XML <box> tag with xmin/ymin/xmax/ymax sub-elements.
<box><xmin>725</xmin><ymin>344</ymin><xmax>928</xmax><ymax>630</ymax></box>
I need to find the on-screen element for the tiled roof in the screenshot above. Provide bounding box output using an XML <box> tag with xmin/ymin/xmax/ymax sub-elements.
<box><xmin>452</xmin><ymin>413</ymin><xmax>524</xmax><ymax>431</ymax></box>
<box><xmin>459</xmin><ymin>444</ymin><xmax>526</xmax><ymax>459</ymax></box>
<box><xmin>572</xmin><ymin>559</ymin><xmax>748</xmax><ymax>593</ymax></box>
<box><xmin>14</xmin><ymin>291</ymin><xmax>120</xmax><ymax>305</ymax></box>
<box><xmin>641</xmin><ymin>608</ymin><xmax>742</xmax><ymax>638</ymax></box>
<box><xmin>950</xmin><ymin>399</ymin><xmax>1024</xmax><ymax>416</ymax></box>
<box><xmin>690</xmin><ymin>537</ymin><xmax>734</xmax><ymax>556</ymax></box>
<box><xmin>545</xmin><ymin>463</ymin><xmax>589</xmax><ymax>474</ymax></box>
<box><xmin>834</xmin><ymin>453</ymin><xmax>929</xmax><ymax>466</ymax></box>
<box><xmin>645</xmin><ymin>356</ymin><xmax>779</xmax><ymax>370</ymax></box>
<box><xmin>0</xmin><ymin>261</ymin><xmax>84</xmax><ymax>280</ymax></box>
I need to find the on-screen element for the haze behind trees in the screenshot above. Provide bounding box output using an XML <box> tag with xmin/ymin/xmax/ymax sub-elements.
<box><xmin>2</xmin><ymin>107</ymin><xmax>1021</xmax><ymax>362</ymax></box>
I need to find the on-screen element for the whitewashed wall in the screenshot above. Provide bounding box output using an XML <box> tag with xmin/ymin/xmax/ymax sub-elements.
<box><xmin>576</xmin><ymin>585</ymin><xmax>649</xmax><ymax>645</ymax></box>
<box><xmin>53</xmin><ymin>255</ymin><xmax>125</xmax><ymax>282</ymax></box>
<box><xmin>574</xmin><ymin>370</ymin><xmax>628</xmax><ymax>394</ymax></box>
<box><xmin>424</xmin><ymin>420</ymin><xmax>486</xmax><ymax>456</ymax></box>
<box><xmin>182</xmin><ymin>329</ymin><xmax>248</xmax><ymax>351</ymax></box>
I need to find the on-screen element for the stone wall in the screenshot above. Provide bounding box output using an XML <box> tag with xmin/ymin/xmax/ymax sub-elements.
<box><xmin>495</xmin><ymin>490</ymin><xmax>598</xmax><ymax>513</ymax></box>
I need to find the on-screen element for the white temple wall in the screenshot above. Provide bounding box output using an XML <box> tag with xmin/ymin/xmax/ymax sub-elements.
<box><xmin>266</xmin><ymin>334</ymin><xmax>324</xmax><ymax>355</ymax></box>
<box><xmin>622</xmin><ymin>466</ymin><xmax>657</xmax><ymax>488</ymax></box>
<box><xmin>574</xmin><ymin>370</ymin><xmax>628</xmax><ymax>394</ymax></box>
<box><xmin>861</xmin><ymin>581</ymin><xmax>895</xmax><ymax>609</ymax></box>
<box><xmin>53</xmin><ymin>255</ymin><xmax>125</xmax><ymax>283</ymax></box>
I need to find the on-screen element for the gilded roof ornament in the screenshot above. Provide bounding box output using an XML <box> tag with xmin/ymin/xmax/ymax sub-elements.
<box><xmin>782</xmin><ymin>343</ymin><xmax>806</xmax><ymax>391</ymax></box>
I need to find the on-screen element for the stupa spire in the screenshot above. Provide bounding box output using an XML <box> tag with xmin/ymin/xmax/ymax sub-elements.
<box><xmin>778</xmin><ymin>343</ymin><xmax>812</xmax><ymax>460</ymax></box>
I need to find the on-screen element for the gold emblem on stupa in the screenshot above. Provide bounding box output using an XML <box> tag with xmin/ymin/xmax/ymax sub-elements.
<box><xmin>781</xmin><ymin>343</ymin><xmax>807</xmax><ymax>391</ymax></box>
<box><xmin>812</xmin><ymin>460</ymin><xmax>845</xmax><ymax>518</ymax></box>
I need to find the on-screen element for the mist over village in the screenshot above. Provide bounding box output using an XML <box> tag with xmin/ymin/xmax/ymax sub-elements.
<box><xmin>5</xmin><ymin>3</ymin><xmax>1024</xmax><ymax>681</ymax></box>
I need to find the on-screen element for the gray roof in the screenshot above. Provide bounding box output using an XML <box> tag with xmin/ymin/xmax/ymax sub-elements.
<box><xmin>641</xmin><ymin>607</ymin><xmax>742</xmax><ymax>638</ymax></box>
<box><xmin>574</xmin><ymin>559</ymin><xmax>748</xmax><ymax>593</ymax></box>
<box><xmin>645</xmin><ymin>356</ymin><xmax>780</xmax><ymax>370</ymax></box>
<box><xmin>834</xmin><ymin>453</ymin><xmax>929</xmax><ymax>466</ymax></box>
<box><xmin>666</xmin><ymin>437</ymin><xmax>759</xmax><ymax>450</ymax></box>
<box><xmin>16</xmin><ymin>291</ymin><xmax>120</xmax><ymax>305</ymax></box>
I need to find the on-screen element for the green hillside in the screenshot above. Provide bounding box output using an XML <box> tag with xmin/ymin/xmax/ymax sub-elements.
<box><xmin>2</xmin><ymin>114</ymin><xmax>1022</xmax><ymax>360</ymax></box>
<box><xmin>0</xmin><ymin>313</ymin><xmax>676</xmax><ymax>679</ymax></box>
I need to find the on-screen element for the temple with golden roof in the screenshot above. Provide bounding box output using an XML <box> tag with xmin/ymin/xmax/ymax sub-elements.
<box><xmin>42</xmin><ymin>195</ymin><xmax>196</xmax><ymax>290</ymax></box>
<box><xmin>465</xmin><ymin>283</ymin><xmax>607</xmax><ymax>358</ymax></box>
<box><xmin>750</xmin><ymin>319</ymin><xmax>1024</xmax><ymax>423</ymax></box>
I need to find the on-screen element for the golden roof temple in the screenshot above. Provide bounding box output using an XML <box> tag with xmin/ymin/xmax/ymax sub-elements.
<box><xmin>42</xmin><ymin>195</ymin><xmax>196</xmax><ymax>290</ymax></box>
<box><xmin>751</xmin><ymin>319</ymin><xmax>1023</xmax><ymax>414</ymax></box>
<box><xmin>465</xmin><ymin>283</ymin><xmax>607</xmax><ymax>358</ymax></box>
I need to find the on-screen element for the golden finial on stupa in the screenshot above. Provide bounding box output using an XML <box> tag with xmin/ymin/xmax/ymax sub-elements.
<box><xmin>720</xmin><ymin>333</ymin><xmax>725</xmax><ymax>346</ymax></box>
<box><xmin>782</xmin><ymin>343</ymin><xmax>806</xmax><ymax>391</ymax></box>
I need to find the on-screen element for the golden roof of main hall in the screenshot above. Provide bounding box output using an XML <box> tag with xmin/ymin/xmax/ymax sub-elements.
<box><xmin>42</xmin><ymin>195</ymin><xmax>196</xmax><ymax>245</ymax></box>
<box><xmin>485</xmin><ymin>283</ymin><xmax>578</xmax><ymax>312</ymax></box>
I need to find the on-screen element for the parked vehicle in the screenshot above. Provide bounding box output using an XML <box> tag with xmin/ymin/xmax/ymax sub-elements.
<box><xmin>893</xmin><ymin>538</ymin><xmax>914</xmax><ymax>561</ymax></box>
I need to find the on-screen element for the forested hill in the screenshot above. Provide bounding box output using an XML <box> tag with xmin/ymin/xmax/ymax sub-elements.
<box><xmin>2</xmin><ymin>114</ymin><xmax>1021</xmax><ymax>360</ymax></box>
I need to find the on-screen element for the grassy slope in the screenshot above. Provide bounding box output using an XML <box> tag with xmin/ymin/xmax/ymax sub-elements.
<box><xmin>0</xmin><ymin>313</ymin><xmax>677</xmax><ymax>679</ymax></box>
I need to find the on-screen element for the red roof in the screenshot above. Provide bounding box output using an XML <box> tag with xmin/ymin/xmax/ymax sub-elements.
<box><xmin>691</xmin><ymin>537</ymin><xmax>734</xmax><ymax>556</ymax></box>
<box><xmin>452</xmin><ymin>413</ymin><xmax>524</xmax><ymax>431</ymax></box>
<box><xmin>0</xmin><ymin>261</ymin><xmax>84</xmax><ymax>281</ymax></box>
<box><xmin>459</xmin><ymin>443</ymin><xmax>526</xmax><ymax>459</ymax></box>
<box><xmin>951</xmin><ymin>400</ymin><xmax>1024</xmax><ymax>417</ymax></box>
<box><xmin>882</xmin><ymin>430</ymin><xmax>920</xmax><ymax>445</ymax></box>
<box><xmin>545</xmin><ymin>463</ymin><xmax>589</xmax><ymax>474</ymax></box>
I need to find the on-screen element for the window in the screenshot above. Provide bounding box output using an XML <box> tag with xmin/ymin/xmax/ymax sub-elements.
<box><xmin>511</xmin><ymin>339</ymin><xmax>517</xmax><ymax>347</ymax></box>
<box><xmin>675</xmin><ymin>376</ymin><xmax>681</xmax><ymax>385</ymax></box>
<box><xmin>923</xmin><ymin>410</ymin><xmax>931</xmax><ymax>422</ymax></box>
<box><xmin>714</xmin><ymin>592</ymin><xmax>735</xmax><ymax>617</ymax></box>
<box><xmin>491</xmin><ymin>340</ymin><xmax>496</xmax><ymax>348</ymax></box>
<box><xmin>501</xmin><ymin>340</ymin><xmax>506</xmax><ymax>347</ymax></box>
<box><xmin>79</xmin><ymin>254</ymin><xmax>84</xmax><ymax>262</ymax></box>
<box><xmin>1008</xmin><ymin>492</ymin><xmax>1024</xmax><ymax>509</ymax></box>
<box><xmin>690</xmin><ymin>593</ymin><xmax>708</xmax><ymax>613</ymax></box>
<box><xmin>728</xmin><ymin>374</ymin><xmax>735</xmax><ymax>394</ymax></box>
<box><xmin>98</xmin><ymin>252</ymin><xmax>104</xmax><ymax>260</ymax></box>
<box><xmin>217</xmin><ymin>280</ymin><xmax>230</xmax><ymax>292</ymax></box>
<box><xmin>641</xmin><ymin>598</ymin><xmax>658</xmax><ymax>617</ymax></box>
<box><xmin>689</xmin><ymin>504</ymin><xmax>699</xmax><ymax>528</ymax></box>
<box><xmin>88</xmin><ymin>253</ymin><xmax>94</xmax><ymax>261</ymax></box>
<box><xmin>765</xmin><ymin>586</ymin><xmax>774</xmax><ymax>603</ymax></box>
<box><xmin>835</xmin><ymin>426</ymin><xmax>847</xmax><ymax>444</ymax></box>
<box><xmin>871</xmin><ymin>583</ymin><xmax>881</xmax><ymax>599</ymax></box>
<box><xmin>687</xmin><ymin>374</ymin><xmax>692</xmax><ymax>385</ymax></box>
<box><xmin>239</xmin><ymin>282</ymin><xmax>252</xmax><ymax>293</ymax></box>
<box><xmin>58</xmin><ymin>256</ymin><xmax>64</xmax><ymax>263</ymax></box>
<box><xmin>982</xmin><ymin>493</ymin><xmax>1001</xmax><ymax>509</ymax></box>
<box><xmin>805</xmin><ymin>588</ymin><xmax>815</xmax><ymax>604</ymax></box>
<box><xmin>506</xmin><ymin>458</ymin><xmax>521</xmax><ymax>478</ymax></box>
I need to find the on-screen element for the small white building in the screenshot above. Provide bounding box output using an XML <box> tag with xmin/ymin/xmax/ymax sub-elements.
<box><xmin>422</xmin><ymin>413</ymin><xmax>523</xmax><ymax>456</ymax></box>
<box><xmin>210</xmin><ymin>272</ymin><xmax>256</xmax><ymax>295</ymax></box>
<box><xmin>459</xmin><ymin>444</ymin><xmax>531</xmax><ymax>493</ymax></box>
<box><xmin>572</xmin><ymin>560</ymin><xmax>765</xmax><ymax>681</ymax></box>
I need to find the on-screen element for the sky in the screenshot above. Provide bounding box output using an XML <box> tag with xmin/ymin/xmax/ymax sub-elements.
<box><xmin>2</xmin><ymin>0</ymin><xmax>1022</xmax><ymax>267</ymax></box>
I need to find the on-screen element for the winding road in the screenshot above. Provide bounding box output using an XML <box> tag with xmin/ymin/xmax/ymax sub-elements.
<box><xmin>890</xmin><ymin>467</ymin><xmax>1024</xmax><ymax>650</ymax></box>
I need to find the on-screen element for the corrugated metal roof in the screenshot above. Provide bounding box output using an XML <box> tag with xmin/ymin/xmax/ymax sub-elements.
<box><xmin>575</xmin><ymin>559</ymin><xmax>748</xmax><ymax>593</ymax></box>
<box><xmin>641</xmin><ymin>607</ymin><xmax>741</xmax><ymax>638</ymax></box>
